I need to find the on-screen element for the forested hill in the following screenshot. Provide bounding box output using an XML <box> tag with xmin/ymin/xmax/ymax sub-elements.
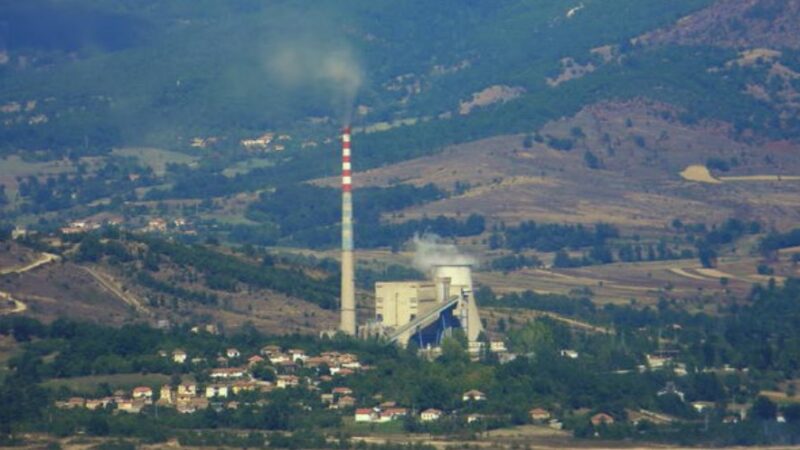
<box><xmin>1</xmin><ymin>0</ymin><xmax>717</xmax><ymax>158</ymax></box>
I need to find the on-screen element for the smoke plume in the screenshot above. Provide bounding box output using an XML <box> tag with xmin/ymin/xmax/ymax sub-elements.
<box><xmin>411</xmin><ymin>234</ymin><xmax>477</xmax><ymax>273</ymax></box>
<box><xmin>266</xmin><ymin>38</ymin><xmax>363</xmax><ymax>124</ymax></box>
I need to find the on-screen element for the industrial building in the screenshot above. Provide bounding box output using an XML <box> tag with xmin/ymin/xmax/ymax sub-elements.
<box><xmin>373</xmin><ymin>264</ymin><xmax>484</xmax><ymax>349</ymax></box>
<box><xmin>336</xmin><ymin>126</ymin><xmax>484</xmax><ymax>351</ymax></box>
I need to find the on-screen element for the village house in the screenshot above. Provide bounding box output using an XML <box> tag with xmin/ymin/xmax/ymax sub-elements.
<box><xmin>178</xmin><ymin>382</ymin><xmax>197</xmax><ymax>397</ymax></box>
<box><xmin>268</xmin><ymin>352</ymin><xmax>290</xmax><ymax>365</ymax></box>
<box><xmin>466</xmin><ymin>414</ymin><xmax>483</xmax><ymax>424</ymax></box>
<box><xmin>320</xmin><ymin>393</ymin><xmax>334</xmax><ymax>404</ymax></box>
<box><xmin>248</xmin><ymin>355</ymin><xmax>265</xmax><ymax>366</ymax></box>
<box><xmin>337</xmin><ymin>395</ymin><xmax>356</xmax><ymax>408</ymax></box>
<box><xmin>210</xmin><ymin>367</ymin><xmax>246</xmax><ymax>379</ymax></box>
<box><xmin>529</xmin><ymin>408</ymin><xmax>552</xmax><ymax>422</ymax></box>
<box><xmin>159</xmin><ymin>385</ymin><xmax>175</xmax><ymax>405</ymax></box>
<box><xmin>260</xmin><ymin>345</ymin><xmax>281</xmax><ymax>356</ymax></box>
<box><xmin>240</xmin><ymin>133</ymin><xmax>274</xmax><ymax>150</ymax></box>
<box><xmin>560</xmin><ymin>349</ymin><xmax>579</xmax><ymax>359</ymax></box>
<box><xmin>462</xmin><ymin>390</ymin><xmax>487</xmax><ymax>402</ymax></box>
<box><xmin>590</xmin><ymin>413</ymin><xmax>615</xmax><ymax>426</ymax></box>
<box><xmin>132</xmin><ymin>386</ymin><xmax>153</xmax><ymax>403</ymax></box>
<box><xmin>276</xmin><ymin>375</ymin><xmax>300</xmax><ymax>389</ymax></box>
<box><xmin>116</xmin><ymin>398</ymin><xmax>146</xmax><ymax>414</ymax></box>
<box><xmin>691</xmin><ymin>401</ymin><xmax>715</xmax><ymax>414</ymax></box>
<box><xmin>289</xmin><ymin>349</ymin><xmax>307</xmax><ymax>362</ymax></box>
<box><xmin>226</xmin><ymin>348</ymin><xmax>241</xmax><ymax>359</ymax></box>
<box><xmin>205</xmin><ymin>384</ymin><xmax>229</xmax><ymax>399</ymax></box>
<box><xmin>231</xmin><ymin>380</ymin><xmax>259</xmax><ymax>394</ymax></box>
<box><xmin>355</xmin><ymin>408</ymin><xmax>376</xmax><ymax>423</ymax></box>
<box><xmin>420</xmin><ymin>408</ymin><xmax>443</xmax><ymax>422</ymax></box>
<box><xmin>380</xmin><ymin>408</ymin><xmax>408</xmax><ymax>422</ymax></box>
<box><xmin>172</xmin><ymin>349</ymin><xmax>187</xmax><ymax>364</ymax></box>
<box><xmin>146</xmin><ymin>218</ymin><xmax>168</xmax><ymax>233</ymax></box>
<box><xmin>332</xmin><ymin>387</ymin><xmax>353</xmax><ymax>397</ymax></box>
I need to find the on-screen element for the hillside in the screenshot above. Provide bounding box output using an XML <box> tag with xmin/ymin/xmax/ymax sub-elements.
<box><xmin>0</xmin><ymin>235</ymin><xmax>338</xmax><ymax>334</ymax></box>
<box><xmin>638</xmin><ymin>0</ymin><xmax>800</xmax><ymax>50</ymax></box>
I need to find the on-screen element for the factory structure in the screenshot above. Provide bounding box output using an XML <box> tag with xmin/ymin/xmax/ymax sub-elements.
<box><xmin>336</xmin><ymin>127</ymin><xmax>485</xmax><ymax>352</ymax></box>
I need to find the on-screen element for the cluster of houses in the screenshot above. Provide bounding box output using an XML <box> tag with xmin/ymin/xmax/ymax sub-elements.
<box><xmin>239</xmin><ymin>133</ymin><xmax>291</xmax><ymax>152</ymax></box>
<box><xmin>56</xmin><ymin>345</ymin><xmax>366</xmax><ymax>415</ymax></box>
<box><xmin>58</xmin><ymin>216</ymin><xmax>192</xmax><ymax>236</ymax></box>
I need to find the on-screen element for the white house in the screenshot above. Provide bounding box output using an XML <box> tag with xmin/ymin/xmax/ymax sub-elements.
<box><xmin>420</xmin><ymin>408</ymin><xmax>443</xmax><ymax>422</ymax></box>
<box><xmin>205</xmin><ymin>384</ymin><xmax>229</xmax><ymax>399</ymax></box>
<box><xmin>172</xmin><ymin>349</ymin><xmax>187</xmax><ymax>364</ymax></box>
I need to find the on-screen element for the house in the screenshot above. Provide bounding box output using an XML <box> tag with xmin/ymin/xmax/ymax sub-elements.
<box><xmin>646</xmin><ymin>353</ymin><xmax>673</xmax><ymax>370</ymax></box>
<box><xmin>177</xmin><ymin>397</ymin><xmax>209</xmax><ymax>414</ymax></box>
<box><xmin>159</xmin><ymin>385</ymin><xmax>174</xmax><ymax>405</ymax></box>
<box><xmin>337</xmin><ymin>395</ymin><xmax>356</xmax><ymax>408</ymax></box>
<box><xmin>172</xmin><ymin>349</ymin><xmax>187</xmax><ymax>364</ymax></box>
<box><xmin>590</xmin><ymin>413</ymin><xmax>615</xmax><ymax>426</ymax></box>
<box><xmin>116</xmin><ymin>399</ymin><xmax>146</xmax><ymax>414</ymax></box>
<box><xmin>205</xmin><ymin>384</ymin><xmax>229</xmax><ymax>399</ymax></box>
<box><xmin>466</xmin><ymin>414</ymin><xmax>483</xmax><ymax>424</ymax></box>
<box><xmin>248</xmin><ymin>355</ymin><xmax>265</xmax><ymax>366</ymax></box>
<box><xmin>560</xmin><ymin>349</ymin><xmax>579</xmax><ymax>359</ymax></box>
<box><xmin>178</xmin><ymin>382</ymin><xmax>197</xmax><ymax>397</ymax></box>
<box><xmin>722</xmin><ymin>415</ymin><xmax>739</xmax><ymax>424</ymax></box>
<box><xmin>260</xmin><ymin>345</ymin><xmax>281</xmax><ymax>356</ymax></box>
<box><xmin>321</xmin><ymin>393</ymin><xmax>334</xmax><ymax>404</ymax></box>
<box><xmin>529</xmin><ymin>408</ymin><xmax>552</xmax><ymax>422</ymax></box>
<box><xmin>210</xmin><ymin>367</ymin><xmax>246</xmax><ymax>379</ymax></box>
<box><xmin>146</xmin><ymin>218</ymin><xmax>167</xmax><ymax>232</ymax></box>
<box><xmin>276</xmin><ymin>375</ymin><xmax>300</xmax><ymax>389</ymax></box>
<box><xmin>462</xmin><ymin>390</ymin><xmax>486</xmax><ymax>402</ymax></box>
<box><xmin>355</xmin><ymin>408</ymin><xmax>376</xmax><ymax>423</ymax></box>
<box><xmin>132</xmin><ymin>386</ymin><xmax>153</xmax><ymax>403</ymax></box>
<box><xmin>231</xmin><ymin>381</ymin><xmax>258</xmax><ymax>394</ymax></box>
<box><xmin>420</xmin><ymin>408</ymin><xmax>443</xmax><ymax>422</ymax></box>
<box><xmin>289</xmin><ymin>349</ymin><xmax>307</xmax><ymax>362</ymax></box>
<box><xmin>269</xmin><ymin>353</ymin><xmax>290</xmax><ymax>365</ymax></box>
<box><xmin>226</xmin><ymin>348</ymin><xmax>241</xmax><ymax>359</ymax></box>
<box><xmin>691</xmin><ymin>401</ymin><xmax>715</xmax><ymax>414</ymax></box>
<box><xmin>332</xmin><ymin>387</ymin><xmax>353</xmax><ymax>397</ymax></box>
<box><xmin>382</xmin><ymin>408</ymin><xmax>408</xmax><ymax>421</ymax></box>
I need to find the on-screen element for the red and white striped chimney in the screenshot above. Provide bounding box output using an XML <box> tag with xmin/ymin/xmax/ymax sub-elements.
<box><xmin>340</xmin><ymin>126</ymin><xmax>356</xmax><ymax>335</ymax></box>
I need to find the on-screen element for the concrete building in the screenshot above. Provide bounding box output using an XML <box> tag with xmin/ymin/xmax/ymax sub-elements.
<box><xmin>373</xmin><ymin>265</ymin><xmax>484</xmax><ymax>349</ymax></box>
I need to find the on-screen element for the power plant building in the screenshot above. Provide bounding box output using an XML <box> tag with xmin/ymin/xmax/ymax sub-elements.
<box><xmin>374</xmin><ymin>265</ymin><xmax>484</xmax><ymax>349</ymax></box>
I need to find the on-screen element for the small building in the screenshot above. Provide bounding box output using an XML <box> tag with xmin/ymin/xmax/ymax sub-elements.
<box><xmin>226</xmin><ymin>348</ymin><xmax>241</xmax><ymax>359</ymax></box>
<box><xmin>260</xmin><ymin>345</ymin><xmax>281</xmax><ymax>356</ymax></box>
<box><xmin>276</xmin><ymin>375</ymin><xmax>300</xmax><ymax>389</ymax></box>
<box><xmin>560</xmin><ymin>349</ymin><xmax>579</xmax><ymax>359</ymax></box>
<box><xmin>462</xmin><ymin>390</ymin><xmax>486</xmax><ymax>402</ymax></box>
<box><xmin>172</xmin><ymin>349</ymin><xmax>188</xmax><ymax>364</ymax></box>
<box><xmin>159</xmin><ymin>385</ymin><xmax>174</xmax><ymax>405</ymax></box>
<box><xmin>321</xmin><ymin>393</ymin><xmax>334</xmax><ymax>404</ymax></box>
<box><xmin>420</xmin><ymin>408</ymin><xmax>443</xmax><ymax>422</ymax></box>
<box><xmin>289</xmin><ymin>349</ymin><xmax>307</xmax><ymax>362</ymax></box>
<box><xmin>380</xmin><ymin>408</ymin><xmax>408</xmax><ymax>422</ymax></box>
<box><xmin>332</xmin><ymin>387</ymin><xmax>353</xmax><ymax>396</ymax></box>
<box><xmin>337</xmin><ymin>395</ymin><xmax>356</xmax><ymax>408</ymax></box>
<box><xmin>529</xmin><ymin>408</ymin><xmax>552</xmax><ymax>422</ymax></box>
<box><xmin>178</xmin><ymin>382</ymin><xmax>197</xmax><ymax>397</ymax></box>
<box><xmin>205</xmin><ymin>384</ymin><xmax>229</xmax><ymax>399</ymax></box>
<box><xmin>210</xmin><ymin>367</ymin><xmax>246</xmax><ymax>379</ymax></box>
<box><xmin>466</xmin><ymin>413</ymin><xmax>483</xmax><ymax>424</ymax></box>
<box><xmin>691</xmin><ymin>401</ymin><xmax>715</xmax><ymax>414</ymax></box>
<box><xmin>248</xmin><ymin>355</ymin><xmax>265</xmax><ymax>366</ymax></box>
<box><xmin>132</xmin><ymin>386</ymin><xmax>153</xmax><ymax>403</ymax></box>
<box><xmin>355</xmin><ymin>408</ymin><xmax>376</xmax><ymax>423</ymax></box>
<box><xmin>591</xmin><ymin>413</ymin><xmax>615</xmax><ymax>426</ymax></box>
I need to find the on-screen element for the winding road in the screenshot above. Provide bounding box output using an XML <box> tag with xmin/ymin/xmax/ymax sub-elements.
<box><xmin>0</xmin><ymin>252</ymin><xmax>59</xmax><ymax>315</ymax></box>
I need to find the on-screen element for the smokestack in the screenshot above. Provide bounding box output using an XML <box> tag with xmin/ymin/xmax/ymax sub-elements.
<box><xmin>340</xmin><ymin>126</ymin><xmax>356</xmax><ymax>335</ymax></box>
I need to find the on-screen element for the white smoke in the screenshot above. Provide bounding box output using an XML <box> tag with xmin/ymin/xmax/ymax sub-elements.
<box><xmin>411</xmin><ymin>234</ymin><xmax>477</xmax><ymax>273</ymax></box>
<box><xmin>266</xmin><ymin>39</ymin><xmax>363</xmax><ymax>124</ymax></box>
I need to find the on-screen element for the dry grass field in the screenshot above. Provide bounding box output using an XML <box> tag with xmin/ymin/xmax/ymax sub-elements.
<box><xmin>323</xmin><ymin>100</ymin><xmax>800</xmax><ymax>233</ymax></box>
